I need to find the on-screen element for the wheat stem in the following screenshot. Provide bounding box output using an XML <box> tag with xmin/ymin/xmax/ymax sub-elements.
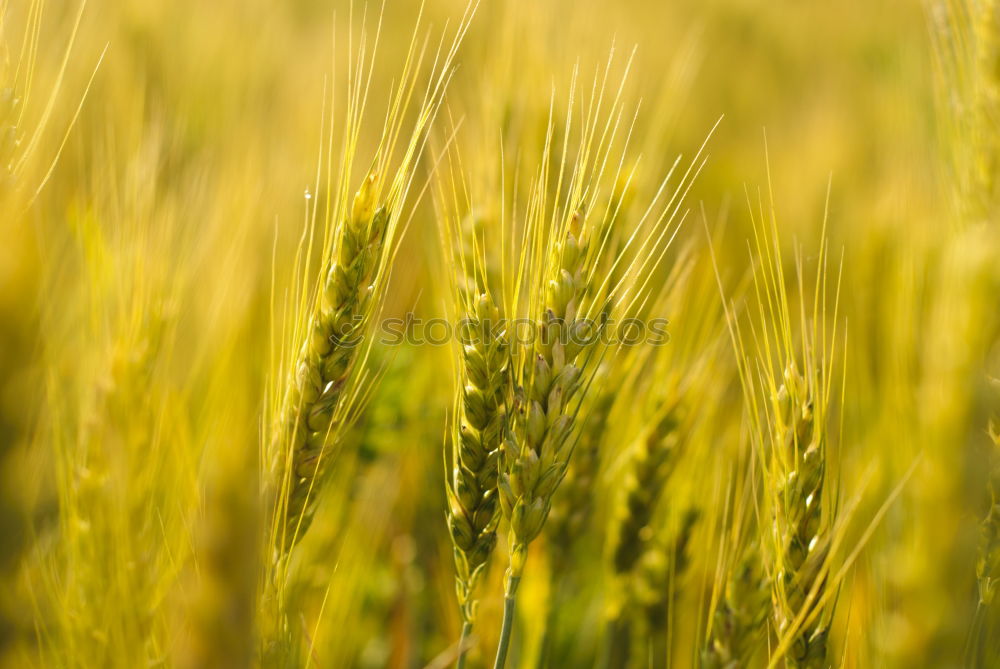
<box><xmin>456</xmin><ymin>621</ymin><xmax>473</xmax><ymax>669</ymax></box>
<box><xmin>493</xmin><ymin>576</ymin><xmax>521</xmax><ymax>669</ymax></box>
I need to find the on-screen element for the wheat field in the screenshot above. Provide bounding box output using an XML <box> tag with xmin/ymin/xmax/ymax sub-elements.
<box><xmin>1</xmin><ymin>0</ymin><xmax>998</xmax><ymax>667</ymax></box>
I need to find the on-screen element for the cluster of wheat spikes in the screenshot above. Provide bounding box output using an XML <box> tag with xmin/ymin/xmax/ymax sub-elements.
<box><xmin>431</xmin><ymin>48</ymin><xmax>718</xmax><ymax>665</ymax></box>
<box><xmin>13</xmin><ymin>0</ymin><xmax>1000</xmax><ymax>666</ymax></box>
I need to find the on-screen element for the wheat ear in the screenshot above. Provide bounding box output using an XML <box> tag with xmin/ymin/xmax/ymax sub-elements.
<box><xmin>611</xmin><ymin>400</ymin><xmax>684</xmax><ymax>577</ymax></box>
<box><xmin>600</xmin><ymin>400</ymin><xmax>684</xmax><ymax>668</ymax></box>
<box><xmin>493</xmin><ymin>210</ymin><xmax>593</xmax><ymax>669</ymax></box>
<box><xmin>769</xmin><ymin>363</ymin><xmax>831</xmax><ymax>669</ymax></box>
<box><xmin>634</xmin><ymin>509</ymin><xmax>699</xmax><ymax>667</ymax></box>
<box><xmin>277</xmin><ymin>174</ymin><xmax>388</xmax><ymax>551</ymax></box>
<box><xmin>448</xmin><ymin>290</ymin><xmax>509</xmax><ymax>667</ymax></box>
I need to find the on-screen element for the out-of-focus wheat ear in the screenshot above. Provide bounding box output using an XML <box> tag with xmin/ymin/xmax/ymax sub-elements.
<box><xmin>631</xmin><ymin>509</ymin><xmax>699</xmax><ymax>668</ymax></box>
<box><xmin>701</xmin><ymin>542</ymin><xmax>770</xmax><ymax>669</ymax></box>
<box><xmin>0</xmin><ymin>7</ymin><xmax>87</xmax><ymax>654</ymax></box>
<box><xmin>976</xmin><ymin>376</ymin><xmax>1000</xmax><ymax>610</ymax></box>
<box><xmin>176</xmin><ymin>442</ymin><xmax>260</xmax><ymax>669</ymax></box>
<box><xmin>610</xmin><ymin>399</ymin><xmax>684</xmax><ymax>578</ymax></box>
<box><xmin>600</xmin><ymin>398</ymin><xmax>684</xmax><ymax>669</ymax></box>
<box><xmin>547</xmin><ymin>363</ymin><xmax>614</xmax><ymax>560</ymax></box>
<box><xmin>933</xmin><ymin>2</ymin><xmax>1000</xmax><ymax>661</ymax></box>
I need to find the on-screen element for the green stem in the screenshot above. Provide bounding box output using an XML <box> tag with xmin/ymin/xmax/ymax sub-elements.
<box><xmin>493</xmin><ymin>576</ymin><xmax>521</xmax><ymax>669</ymax></box>
<box><xmin>456</xmin><ymin>621</ymin><xmax>473</xmax><ymax>669</ymax></box>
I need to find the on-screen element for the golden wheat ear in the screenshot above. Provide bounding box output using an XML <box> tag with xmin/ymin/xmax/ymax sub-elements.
<box><xmin>718</xmin><ymin>163</ymin><xmax>844</xmax><ymax>669</ymax></box>
<box><xmin>261</xmin><ymin>3</ymin><xmax>477</xmax><ymax>658</ymax></box>
<box><xmin>266</xmin><ymin>0</ymin><xmax>477</xmax><ymax>552</ymax></box>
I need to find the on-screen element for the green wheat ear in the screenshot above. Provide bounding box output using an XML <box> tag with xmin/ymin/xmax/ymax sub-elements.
<box><xmin>702</xmin><ymin>542</ymin><xmax>770</xmax><ymax>669</ymax></box>
<box><xmin>633</xmin><ymin>509</ymin><xmax>699</xmax><ymax>660</ymax></box>
<box><xmin>491</xmin><ymin>208</ymin><xmax>596</xmax><ymax>669</ymax></box>
<box><xmin>719</xmin><ymin>174</ymin><xmax>842</xmax><ymax>668</ymax></box>
<box><xmin>278</xmin><ymin>174</ymin><xmax>390</xmax><ymax>551</ymax></box>
<box><xmin>601</xmin><ymin>388</ymin><xmax>688</xmax><ymax>669</ymax></box>
<box><xmin>499</xmin><ymin>209</ymin><xmax>592</xmax><ymax>582</ymax></box>
<box><xmin>769</xmin><ymin>363</ymin><xmax>832</xmax><ymax>669</ymax></box>
<box><xmin>448</xmin><ymin>290</ymin><xmax>509</xmax><ymax>626</ymax></box>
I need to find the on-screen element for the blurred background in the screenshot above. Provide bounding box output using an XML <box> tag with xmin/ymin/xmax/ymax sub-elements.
<box><xmin>2</xmin><ymin>0</ymin><xmax>990</xmax><ymax>667</ymax></box>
